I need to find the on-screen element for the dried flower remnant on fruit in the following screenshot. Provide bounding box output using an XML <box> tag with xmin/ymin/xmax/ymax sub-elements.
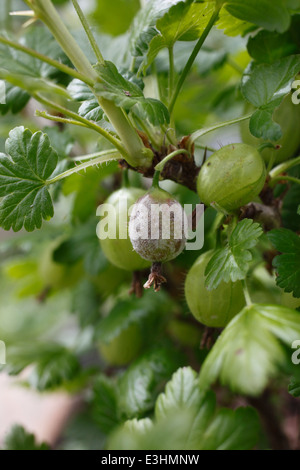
<box><xmin>144</xmin><ymin>262</ymin><xmax>167</xmax><ymax>292</ymax></box>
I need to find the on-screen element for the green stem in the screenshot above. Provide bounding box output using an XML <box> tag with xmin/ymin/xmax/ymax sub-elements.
<box><xmin>35</xmin><ymin>110</ymin><xmax>89</xmax><ymax>128</ymax></box>
<box><xmin>269</xmin><ymin>156</ymin><xmax>300</xmax><ymax>179</ymax></box>
<box><xmin>0</xmin><ymin>35</ymin><xmax>93</xmax><ymax>85</ymax></box>
<box><xmin>226</xmin><ymin>215</ymin><xmax>238</xmax><ymax>238</ymax></box>
<box><xmin>270</xmin><ymin>175</ymin><xmax>300</xmax><ymax>186</ymax></box>
<box><xmin>211</xmin><ymin>212</ymin><xmax>226</xmax><ymax>249</ymax></box>
<box><xmin>122</xmin><ymin>169</ymin><xmax>130</xmax><ymax>188</ymax></box>
<box><xmin>188</xmin><ymin>113</ymin><xmax>252</xmax><ymax>151</ymax></box>
<box><xmin>195</xmin><ymin>143</ymin><xmax>217</xmax><ymax>153</ymax></box>
<box><xmin>152</xmin><ymin>170</ymin><xmax>161</xmax><ymax>189</ymax></box>
<box><xmin>169</xmin><ymin>6</ymin><xmax>221</xmax><ymax>115</ymax></box>
<box><xmin>71</xmin><ymin>0</ymin><xmax>104</xmax><ymax>65</ymax></box>
<box><xmin>25</xmin><ymin>0</ymin><xmax>98</xmax><ymax>80</ymax></box>
<box><xmin>155</xmin><ymin>149</ymin><xmax>190</xmax><ymax>172</ymax></box>
<box><xmin>46</xmin><ymin>153</ymin><xmax>120</xmax><ymax>185</ymax></box>
<box><xmin>242</xmin><ymin>279</ymin><xmax>252</xmax><ymax>306</ymax></box>
<box><xmin>34</xmin><ymin>93</ymin><xmax>128</xmax><ymax>157</ymax></box>
<box><xmin>71</xmin><ymin>149</ymin><xmax>119</xmax><ymax>162</ymax></box>
<box><xmin>26</xmin><ymin>0</ymin><xmax>150</xmax><ymax>168</ymax></box>
<box><xmin>134</xmin><ymin>114</ymin><xmax>160</xmax><ymax>149</ymax></box>
<box><xmin>258</xmin><ymin>142</ymin><xmax>278</xmax><ymax>153</ymax></box>
<box><xmin>266</xmin><ymin>152</ymin><xmax>276</xmax><ymax>174</ymax></box>
<box><xmin>168</xmin><ymin>46</ymin><xmax>175</xmax><ymax>105</ymax></box>
<box><xmin>130</xmin><ymin>56</ymin><xmax>136</xmax><ymax>73</ymax></box>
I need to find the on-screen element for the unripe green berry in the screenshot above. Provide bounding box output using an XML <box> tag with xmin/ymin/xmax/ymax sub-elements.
<box><xmin>241</xmin><ymin>95</ymin><xmax>300</xmax><ymax>165</ymax></box>
<box><xmin>197</xmin><ymin>143</ymin><xmax>266</xmax><ymax>213</ymax></box>
<box><xmin>185</xmin><ymin>250</ymin><xmax>245</xmax><ymax>327</ymax></box>
<box><xmin>98</xmin><ymin>323</ymin><xmax>142</xmax><ymax>366</ymax></box>
<box><xmin>100</xmin><ymin>188</ymin><xmax>151</xmax><ymax>271</ymax></box>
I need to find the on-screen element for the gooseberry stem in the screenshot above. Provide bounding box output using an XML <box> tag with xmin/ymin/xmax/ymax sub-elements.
<box><xmin>242</xmin><ymin>279</ymin><xmax>252</xmax><ymax>306</ymax></box>
<box><xmin>24</xmin><ymin>0</ymin><xmax>151</xmax><ymax>168</ymax></box>
<box><xmin>122</xmin><ymin>169</ymin><xmax>130</xmax><ymax>188</ymax></box>
<box><xmin>71</xmin><ymin>0</ymin><xmax>104</xmax><ymax>65</ymax></box>
<box><xmin>188</xmin><ymin>114</ymin><xmax>252</xmax><ymax>151</ymax></box>
<box><xmin>46</xmin><ymin>153</ymin><xmax>120</xmax><ymax>185</ymax></box>
<box><xmin>152</xmin><ymin>171</ymin><xmax>161</xmax><ymax>189</ymax></box>
<box><xmin>269</xmin><ymin>155</ymin><xmax>300</xmax><ymax>180</ymax></box>
<box><xmin>155</xmin><ymin>149</ymin><xmax>190</xmax><ymax>172</ymax></box>
<box><xmin>270</xmin><ymin>175</ymin><xmax>300</xmax><ymax>186</ymax></box>
<box><xmin>258</xmin><ymin>142</ymin><xmax>278</xmax><ymax>153</ymax></box>
<box><xmin>0</xmin><ymin>35</ymin><xmax>93</xmax><ymax>85</ymax></box>
<box><xmin>169</xmin><ymin>6</ymin><xmax>221</xmax><ymax>115</ymax></box>
<box><xmin>33</xmin><ymin>93</ymin><xmax>127</xmax><ymax>157</ymax></box>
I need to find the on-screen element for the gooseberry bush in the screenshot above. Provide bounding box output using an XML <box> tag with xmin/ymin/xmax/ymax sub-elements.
<box><xmin>0</xmin><ymin>0</ymin><xmax>300</xmax><ymax>451</ymax></box>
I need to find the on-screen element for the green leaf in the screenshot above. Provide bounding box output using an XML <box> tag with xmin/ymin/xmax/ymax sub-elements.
<box><xmin>155</xmin><ymin>367</ymin><xmax>259</xmax><ymax>450</ymax></box>
<box><xmin>216</xmin><ymin>8</ymin><xmax>252</xmax><ymax>36</ymax></box>
<box><xmin>249</xmin><ymin>106</ymin><xmax>282</xmax><ymax>141</ymax></box>
<box><xmin>67</xmin><ymin>79</ymin><xmax>103</xmax><ymax>121</ymax></box>
<box><xmin>199</xmin><ymin>304</ymin><xmax>300</xmax><ymax>395</ymax></box>
<box><xmin>205</xmin><ymin>219</ymin><xmax>263</xmax><ymax>289</ymax></box>
<box><xmin>268</xmin><ymin>228</ymin><xmax>300</xmax><ymax>297</ymax></box>
<box><xmin>129</xmin><ymin>0</ymin><xmax>183</xmax><ymax>57</ymax></box>
<box><xmin>200</xmin><ymin>407</ymin><xmax>260</xmax><ymax>451</ymax></box>
<box><xmin>241</xmin><ymin>56</ymin><xmax>300</xmax><ymax>140</ymax></box>
<box><xmin>155</xmin><ymin>367</ymin><xmax>216</xmax><ymax>449</ymax></box>
<box><xmin>144</xmin><ymin>1</ymin><xmax>215</xmax><ymax>70</ymax></box>
<box><xmin>71</xmin><ymin>280</ymin><xmax>101</xmax><ymax>328</ymax></box>
<box><xmin>42</xmin><ymin>126</ymin><xmax>74</xmax><ymax>160</ymax></box>
<box><xmin>3</xmin><ymin>425</ymin><xmax>49</xmax><ymax>450</ymax></box>
<box><xmin>155</xmin><ymin>367</ymin><xmax>207</xmax><ymax>418</ymax></box>
<box><xmin>63</xmin><ymin>164</ymin><xmax>118</xmax><ymax>223</ymax></box>
<box><xmin>30</xmin><ymin>349</ymin><xmax>81</xmax><ymax>391</ymax></box>
<box><xmin>122</xmin><ymin>418</ymin><xmax>153</xmax><ymax>435</ymax></box>
<box><xmin>94</xmin><ymin>61</ymin><xmax>169</xmax><ymax>126</ymax></box>
<box><xmin>4</xmin><ymin>342</ymin><xmax>81</xmax><ymax>391</ymax></box>
<box><xmin>0</xmin><ymin>27</ymin><xmax>69</xmax><ymax>114</ymax></box>
<box><xmin>0</xmin><ymin>82</ymin><xmax>30</xmax><ymax>115</ymax></box>
<box><xmin>286</xmin><ymin>0</ymin><xmax>300</xmax><ymax>8</ymax></box>
<box><xmin>53</xmin><ymin>218</ymin><xmax>107</xmax><ymax>276</ymax></box>
<box><xmin>117</xmin><ymin>346</ymin><xmax>183</xmax><ymax>419</ymax></box>
<box><xmin>96</xmin><ymin>293</ymin><xmax>164</xmax><ymax>343</ymax></box>
<box><xmin>289</xmin><ymin>377</ymin><xmax>300</xmax><ymax>397</ymax></box>
<box><xmin>242</xmin><ymin>56</ymin><xmax>300</xmax><ymax>107</ymax></box>
<box><xmin>225</xmin><ymin>0</ymin><xmax>291</xmax><ymax>33</ymax></box>
<box><xmin>0</xmin><ymin>126</ymin><xmax>58</xmax><ymax>232</ymax></box>
<box><xmin>110</xmin><ymin>367</ymin><xmax>260</xmax><ymax>450</ymax></box>
<box><xmin>0</xmin><ymin>29</ymin><xmax>65</xmax><ymax>77</ymax></box>
<box><xmin>108</xmin><ymin>412</ymin><xmax>194</xmax><ymax>450</ymax></box>
<box><xmin>92</xmin><ymin>375</ymin><xmax>120</xmax><ymax>434</ymax></box>
<box><xmin>91</xmin><ymin>0</ymin><xmax>139</xmax><ymax>36</ymax></box>
<box><xmin>247</xmin><ymin>30</ymin><xmax>298</xmax><ymax>64</ymax></box>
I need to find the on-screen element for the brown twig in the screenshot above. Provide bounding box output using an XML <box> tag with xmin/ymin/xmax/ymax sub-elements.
<box><xmin>119</xmin><ymin>134</ymin><xmax>200</xmax><ymax>192</ymax></box>
<box><xmin>129</xmin><ymin>271</ymin><xmax>143</xmax><ymax>298</ymax></box>
<box><xmin>239</xmin><ymin>202</ymin><xmax>281</xmax><ymax>231</ymax></box>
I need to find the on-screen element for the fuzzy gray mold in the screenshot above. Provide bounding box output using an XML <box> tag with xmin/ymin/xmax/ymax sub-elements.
<box><xmin>129</xmin><ymin>189</ymin><xmax>187</xmax><ymax>262</ymax></box>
